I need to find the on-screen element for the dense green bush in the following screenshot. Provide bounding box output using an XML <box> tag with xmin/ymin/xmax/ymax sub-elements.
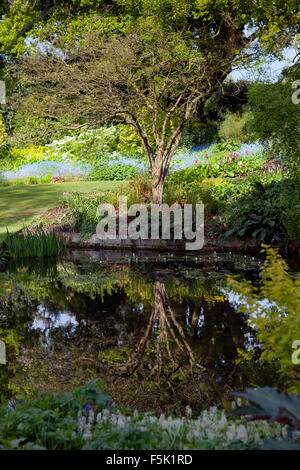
<box><xmin>218</xmin><ymin>180</ymin><xmax>284</xmax><ymax>244</ymax></box>
<box><xmin>0</xmin><ymin>380</ymin><xmax>110</xmax><ymax>450</ymax></box>
<box><xmin>247</xmin><ymin>73</ymin><xmax>300</xmax><ymax>163</ymax></box>
<box><xmin>181</xmin><ymin>120</ymin><xmax>219</xmax><ymax>146</ymax></box>
<box><xmin>218</xmin><ymin>111</ymin><xmax>254</xmax><ymax>143</ymax></box>
<box><xmin>87</xmin><ymin>162</ymin><xmax>139</xmax><ymax>181</ymax></box>
<box><xmin>63</xmin><ymin>192</ymin><xmax>108</xmax><ymax>238</ymax></box>
<box><xmin>45</xmin><ymin>125</ymin><xmax>143</xmax><ymax>163</ymax></box>
<box><xmin>279</xmin><ymin>176</ymin><xmax>300</xmax><ymax>242</ymax></box>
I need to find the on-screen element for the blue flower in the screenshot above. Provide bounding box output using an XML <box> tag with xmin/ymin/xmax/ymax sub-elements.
<box><xmin>83</xmin><ymin>402</ymin><xmax>93</xmax><ymax>414</ymax></box>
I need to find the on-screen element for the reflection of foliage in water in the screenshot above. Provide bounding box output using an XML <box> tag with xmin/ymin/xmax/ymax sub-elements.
<box><xmin>0</xmin><ymin>253</ymin><xmax>282</xmax><ymax>411</ymax></box>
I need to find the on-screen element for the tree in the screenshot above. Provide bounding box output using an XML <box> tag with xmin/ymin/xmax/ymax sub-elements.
<box><xmin>247</xmin><ymin>66</ymin><xmax>300</xmax><ymax>163</ymax></box>
<box><xmin>10</xmin><ymin>1</ymin><xmax>300</xmax><ymax>203</ymax></box>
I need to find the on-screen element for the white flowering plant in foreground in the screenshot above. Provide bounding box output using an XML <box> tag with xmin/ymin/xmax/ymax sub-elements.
<box><xmin>77</xmin><ymin>402</ymin><xmax>287</xmax><ymax>450</ymax></box>
<box><xmin>0</xmin><ymin>381</ymin><xmax>298</xmax><ymax>450</ymax></box>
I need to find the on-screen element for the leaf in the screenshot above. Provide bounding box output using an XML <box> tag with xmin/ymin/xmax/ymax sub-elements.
<box><xmin>258</xmin><ymin>439</ymin><xmax>300</xmax><ymax>450</ymax></box>
<box><xmin>231</xmin><ymin>387</ymin><xmax>300</xmax><ymax>429</ymax></box>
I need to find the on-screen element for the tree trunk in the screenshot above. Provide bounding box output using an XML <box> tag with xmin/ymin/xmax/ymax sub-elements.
<box><xmin>151</xmin><ymin>164</ymin><xmax>165</xmax><ymax>204</ymax></box>
<box><xmin>152</xmin><ymin>179</ymin><xmax>164</xmax><ymax>204</ymax></box>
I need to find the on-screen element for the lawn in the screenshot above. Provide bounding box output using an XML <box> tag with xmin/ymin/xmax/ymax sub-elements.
<box><xmin>0</xmin><ymin>181</ymin><xmax>123</xmax><ymax>240</ymax></box>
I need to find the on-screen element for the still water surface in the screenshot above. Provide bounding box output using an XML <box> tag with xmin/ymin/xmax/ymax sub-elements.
<box><xmin>0</xmin><ymin>250</ymin><xmax>285</xmax><ymax>413</ymax></box>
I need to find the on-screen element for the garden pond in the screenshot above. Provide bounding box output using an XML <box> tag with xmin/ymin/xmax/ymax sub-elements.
<box><xmin>0</xmin><ymin>249</ymin><xmax>297</xmax><ymax>414</ymax></box>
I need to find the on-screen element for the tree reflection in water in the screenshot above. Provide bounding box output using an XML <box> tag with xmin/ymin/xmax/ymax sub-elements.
<box><xmin>0</xmin><ymin>253</ymin><xmax>281</xmax><ymax>413</ymax></box>
<box><xmin>106</xmin><ymin>279</ymin><xmax>264</xmax><ymax>413</ymax></box>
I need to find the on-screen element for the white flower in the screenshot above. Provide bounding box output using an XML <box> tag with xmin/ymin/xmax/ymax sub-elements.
<box><xmin>88</xmin><ymin>409</ymin><xmax>95</xmax><ymax>424</ymax></box>
<box><xmin>236</xmin><ymin>424</ymin><xmax>248</xmax><ymax>444</ymax></box>
<box><xmin>82</xmin><ymin>431</ymin><xmax>92</xmax><ymax>441</ymax></box>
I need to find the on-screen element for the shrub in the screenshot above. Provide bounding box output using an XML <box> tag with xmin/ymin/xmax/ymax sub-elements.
<box><xmin>87</xmin><ymin>162</ymin><xmax>139</xmax><ymax>181</ymax></box>
<box><xmin>228</xmin><ymin>247</ymin><xmax>300</xmax><ymax>393</ymax></box>
<box><xmin>0</xmin><ymin>380</ymin><xmax>110</xmax><ymax>450</ymax></box>
<box><xmin>124</xmin><ymin>174</ymin><xmax>152</xmax><ymax>205</ymax></box>
<box><xmin>247</xmin><ymin>74</ymin><xmax>300</xmax><ymax>163</ymax></box>
<box><xmin>169</xmin><ymin>147</ymin><xmax>266</xmax><ymax>184</ymax></box>
<box><xmin>218</xmin><ymin>180</ymin><xmax>284</xmax><ymax>244</ymax></box>
<box><xmin>64</xmin><ymin>192</ymin><xmax>108</xmax><ymax>237</ymax></box>
<box><xmin>218</xmin><ymin>111</ymin><xmax>254</xmax><ymax>143</ymax></box>
<box><xmin>279</xmin><ymin>176</ymin><xmax>300</xmax><ymax>242</ymax></box>
<box><xmin>45</xmin><ymin>125</ymin><xmax>146</xmax><ymax>163</ymax></box>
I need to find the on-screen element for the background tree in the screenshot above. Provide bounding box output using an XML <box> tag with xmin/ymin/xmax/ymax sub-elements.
<box><xmin>247</xmin><ymin>66</ymin><xmax>300</xmax><ymax>164</ymax></box>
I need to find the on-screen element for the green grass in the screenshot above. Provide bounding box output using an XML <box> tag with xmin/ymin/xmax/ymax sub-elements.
<box><xmin>0</xmin><ymin>181</ymin><xmax>123</xmax><ymax>241</ymax></box>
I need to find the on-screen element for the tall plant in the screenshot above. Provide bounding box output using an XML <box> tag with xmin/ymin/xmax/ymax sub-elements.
<box><xmin>228</xmin><ymin>247</ymin><xmax>300</xmax><ymax>393</ymax></box>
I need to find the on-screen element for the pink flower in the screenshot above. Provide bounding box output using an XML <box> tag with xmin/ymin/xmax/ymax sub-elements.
<box><xmin>205</xmin><ymin>153</ymin><xmax>208</xmax><ymax>158</ymax></box>
<box><xmin>245</xmin><ymin>150</ymin><xmax>249</xmax><ymax>155</ymax></box>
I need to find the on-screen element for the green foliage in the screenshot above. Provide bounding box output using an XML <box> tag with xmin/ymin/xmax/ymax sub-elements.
<box><xmin>0</xmin><ymin>380</ymin><xmax>110</xmax><ymax>450</ymax></box>
<box><xmin>169</xmin><ymin>148</ymin><xmax>265</xmax><ymax>186</ymax></box>
<box><xmin>279</xmin><ymin>176</ymin><xmax>300</xmax><ymax>242</ymax></box>
<box><xmin>87</xmin><ymin>162</ymin><xmax>139</xmax><ymax>181</ymax></box>
<box><xmin>63</xmin><ymin>175</ymin><xmax>153</xmax><ymax>237</ymax></box>
<box><xmin>45</xmin><ymin>125</ymin><xmax>144</xmax><ymax>163</ymax></box>
<box><xmin>63</xmin><ymin>192</ymin><xmax>107</xmax><ymax>238</ymax></box>
<box><xmin>247</xmin><ymin>74</ymin><xmax>300</xmax><ymax>163</ymax></box>
<box><xmin>0</xmin><ymin>380</ymin><xmax>288</xmax><ymax>450</ymax></box>
<box><xmin>181</xmin><ymin>121</ymin><xmax>218</xmax><ymax>146</ymax></box>
<box><xmin>124</xmin><ymin>174</ymin><xmax>152</xmax><ymax>205</ymax></box>
<box><xmin>216</xmin><ymin>175</ymin><xmax>300</xmax><ymax>245</ymax></box>
<box><xmin>8</xmin><ymin>125</ymin><xmax>147</xmax><ymax>166</ymax></box>
<box><xmin>0</xmin><ymin>0</ymin><xmax>298</xmax><ymax>58</ymax></box>
<box><xmin>5</xmin><ymin>0</ymin><xmax>297</xmax><ymax>199</ymax></box>
<box><xmin>220</xmin><ymin>186</ymin><xmax>283</xmax><ymax>244</ymax></box>
<box><xmin>3</xmin><ymin>228</ymin><xmax>65</xmax><ymax>259</ymax></box>
<box><xmin>1</xmin><ymin>145</ymin><xmax>58</xmax><ymax>171</ymax></box>
<box><xmin>218</xmin><ymin>111</ymin><xmax>254</xmax><ymax>143</ymax></box>
<box><xmin>228</xmin><ymin>247</ymin><xmax>300</xmax><ymax>392</ymax></box>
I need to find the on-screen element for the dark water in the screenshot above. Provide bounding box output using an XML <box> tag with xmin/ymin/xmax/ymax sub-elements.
<box><xmin>0</xmin><ymin>250</ymin><xmax>284</xmax><ymax>413</ymax></box>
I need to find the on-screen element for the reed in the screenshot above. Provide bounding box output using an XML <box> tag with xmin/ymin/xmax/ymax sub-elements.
<box><xmin>4</xmin><ymin>228</ymin><xmax>65</xmax><ymax>259</ymax></box>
